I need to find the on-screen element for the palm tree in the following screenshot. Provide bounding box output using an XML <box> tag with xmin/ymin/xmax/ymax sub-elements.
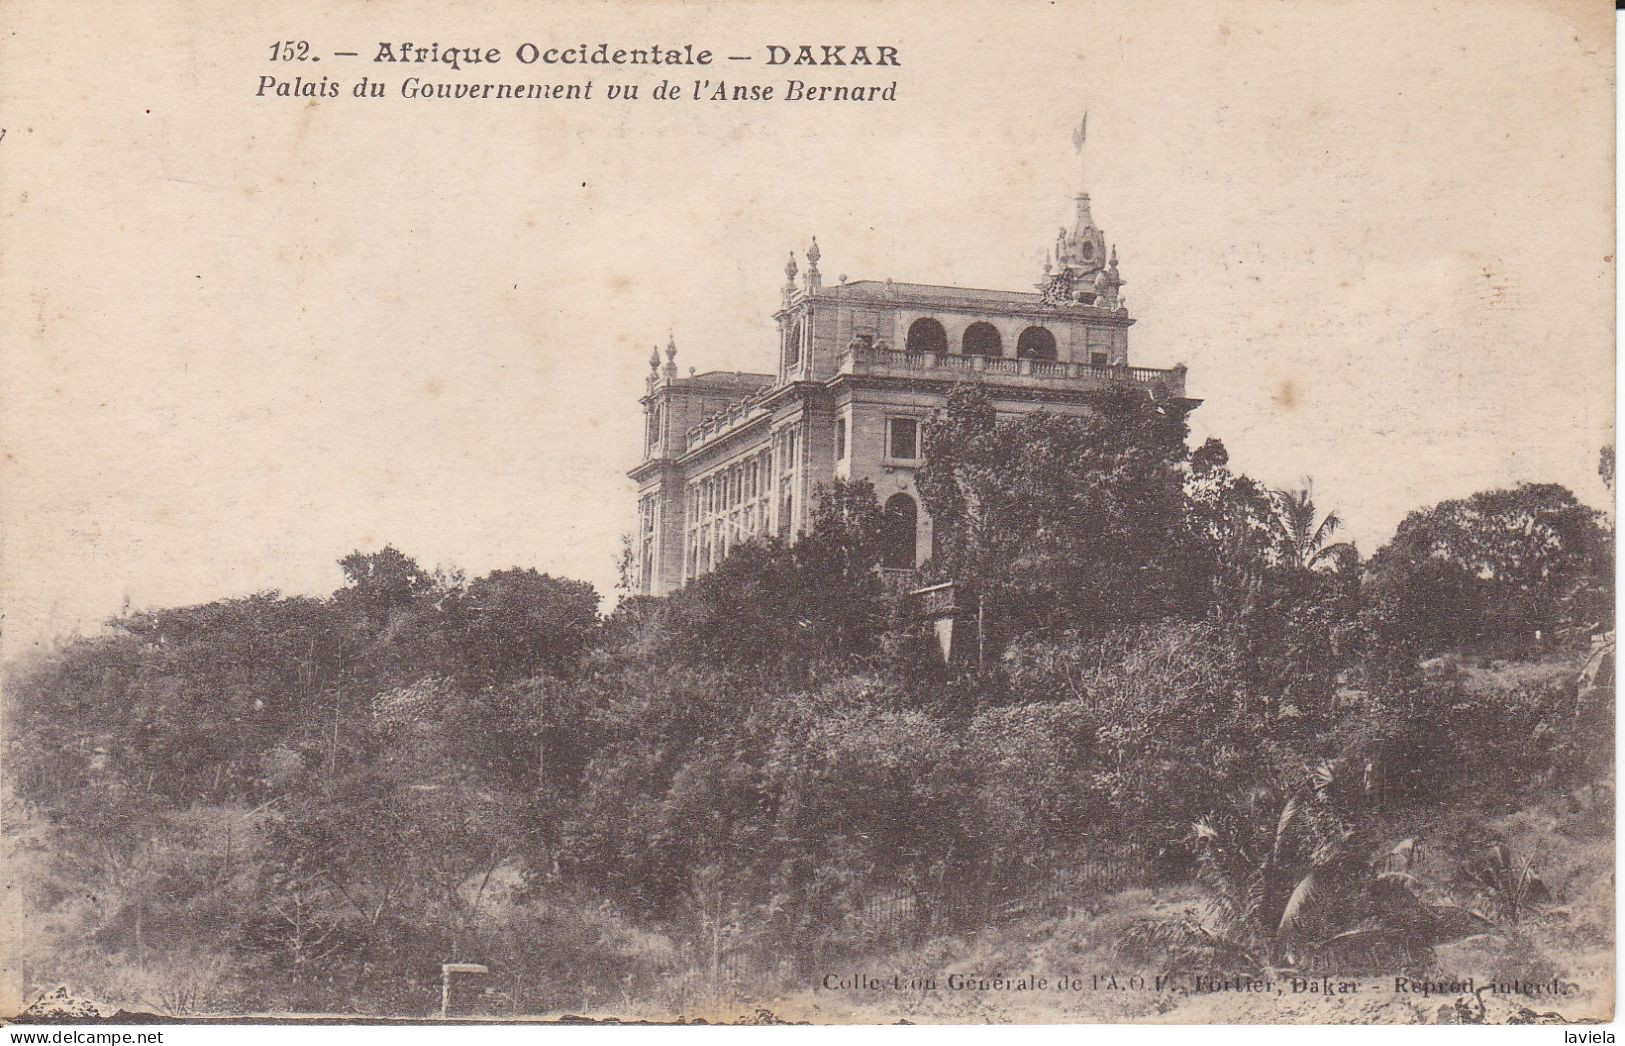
<box><xmin>1271</xmin><ymin>484</ymin><xmax>1355</xmax><ymax>571</ymax></box>
<box><xmin>1184</xmin><ymin>764</ymin><xmax>1432</xmax><ymax>972</ymax></box>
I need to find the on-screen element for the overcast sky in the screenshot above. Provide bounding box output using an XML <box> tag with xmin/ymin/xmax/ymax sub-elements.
<box><xmin>2</xmin><ymin>0</ymin><xmax>1613</xmax><ymax>656</ymax></box>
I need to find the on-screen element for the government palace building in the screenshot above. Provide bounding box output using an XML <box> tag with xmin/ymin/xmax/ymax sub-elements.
<box><xmin>628</xmin><ymin>170</ymin><xmax>1196</xmax><ymax>597</ymax></box>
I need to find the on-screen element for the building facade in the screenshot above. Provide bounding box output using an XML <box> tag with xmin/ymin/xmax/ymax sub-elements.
<box><xmin>627</xmin><ymin>182</ymin><xmax>1195</xmax><ymax>596</ymax></box>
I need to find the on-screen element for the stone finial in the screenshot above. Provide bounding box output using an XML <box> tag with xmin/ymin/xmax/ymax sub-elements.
<box><xmin>805</xmin><ymin>237</ymin><xmax>822</xmax><ymax>292</ymax></box>
<box><xmin>649</xmin><ymin>347</ymin><xmax>661</xmax><ymax>371</ymax></box>
<box><xmin>783</xmin><ymin>251</ymin><xmax>799</xmax><ymax>303</ymax></box>
<box><xmin>1089</xmin><ymin>245</ymin><xmax>1123</xmax><ymax>309</ymax></box>
<box><xmin>663</xmin><ymin>333</ymin><xmax>678</xmax><ymax>380</ymax></box>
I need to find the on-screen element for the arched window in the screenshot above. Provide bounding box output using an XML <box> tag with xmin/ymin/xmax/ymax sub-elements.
<box><xmin>905</xmin><ymin>317</ymin><xmax>948</xmax><ymax>355</ymax></box>
<box><xmin>882</xmin><ymin>493</ymin><xmax>918</xmax><ymax>570</ymax></box>
<box><xmin>785</xmin><ymin>320</ymin><xmax>803</xmax><ymax>369</ymax></box>
<box><xmin>962</xmin><ymin>321</ymin><xmax>1003</xmax><ymax>357</ymax></box>
<box><xmin>1016</xmin><ymin>326</ymin><xmax>1058</xmax><ymax>361</ymax></box>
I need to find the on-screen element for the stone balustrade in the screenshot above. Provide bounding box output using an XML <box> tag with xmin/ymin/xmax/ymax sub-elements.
<box><xmin>684</xmin><ymin>386</ymin><xmax>775</xmax><ymax>452</ymax></box>
<box><xmin>680</xmin><ymin>350</ymin><xmax>1190</xmax><ymax>456</ymax></box>
<box><xmin>836</xmin><ymin>345</ymin><xmax>1187</xmax><ymax>397</ymax></box>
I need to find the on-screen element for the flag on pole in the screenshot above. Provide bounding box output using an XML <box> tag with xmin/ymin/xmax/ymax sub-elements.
<box><xmin>1071</xmin><ymin>110</ymin><xmax>1088</xmax><ymax>153</ymax></box>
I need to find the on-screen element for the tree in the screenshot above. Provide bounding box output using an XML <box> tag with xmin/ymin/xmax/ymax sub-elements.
<box><xmin>329</xmin><ymin>547</ymin><xmax>461</xmax><ymax>704</ymax></box>
<box><xmin>798</xmin><ymin>478</ymin><xmax>890</xmax><ymax>583</ymax></box>
<box><xmin>916</xmin><ymin>382</ymin><xmax>1204</xmax><ymax>645</ymax></box>
<box><xmin>1364</xmin><ymin>483</ymin><xmax>1611</xmax><ymax>653</ymax></box>
<box><xmin>1180</xmin><ymin>447</ymin><xmax>1361</xmax><ymax>715</ymax></box>
<box><xmin>649</xmin><ymin>479</ymin><xmax>890</xmax><ymax>681</ymax></box>
<box><xmin>450</xmin><ymin>569</ymin><xmax>599</xmax><ymax>686</ymax></box>
<box><xmin>614</xmin><ymin>532</ymin><xmax>637</xmax><ymax>595</ymax></box>
<box><xmin>764</xmin><ymin>701</ymin><xmax>970</xmax><ymax>950</ymax></box>
<box><xmin>265</xmin><ymin>762</ymin><xmax>521</xmax><ymax>1006</ymax></box>
<box><xmin>7</xmin><ymin>593</ymin><xmax>340</xmax><ymax>808</ymax></box>
<box><xmin>1184</xmin><ymin>437</ymin><xmax>1285</xmax><ymax>598</ymax></box>
<box><xmin>1003</xmin><ymin>621</ymin><xmax>1275</xmax><ymax>850</ymax></box>
<box><xmin>1183</xmin><ymin>762</ymin><xmax>1429</xmax><ymax>973</ymax></box>
<box><xmin>334</xmin><ymin>546</ymin><xmax>437</xmax><ymax>625</ymax></box>
<box><xmin>964</xmin><ymin>698</ymin><xmax>1103</xmax><ymax>862</ymax></box>
<box><xmin>1270</xmin><ymin>485</ymin><xmax>1356</xmax><ymax>572</ymax></box>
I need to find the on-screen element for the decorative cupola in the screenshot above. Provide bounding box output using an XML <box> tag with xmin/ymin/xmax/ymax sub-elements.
<box><xmin>1037</xmin><ymin>115</ymin><xmax>1124</xmax><ymax>309</ymax></box>
<box><xmin>1041</xmin><ymin>192</ymin><xmax>1116</xmax><ymax>307</ymax></box>
<box><xmin>1057</xmin><ymin>194</ymin><xmax>1108</xmax><ymax>276</ymax></box>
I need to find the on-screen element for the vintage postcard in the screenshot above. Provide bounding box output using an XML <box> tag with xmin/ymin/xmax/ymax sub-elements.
<box><xmin>0</xmin><ymin>0</ymin><xmax>1615</xmax><ymax>1030</ymax></box>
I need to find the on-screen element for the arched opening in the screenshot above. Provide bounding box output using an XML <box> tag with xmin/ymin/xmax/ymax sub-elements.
<box><xmin>962</xmin><ymin>321</ymin><xmax>1003</xmax><ymax>357</ymax></box>
<box><xmin>1016</xmin><ymin>326</ymin><xmax>1058</xmax><ymax>361</ymax></box>
<box><xmin>785</xmin><ymin>319</ymin><xmax>803</xmax><ymax>369</ymax></box>
<box><xmin>882</xmin><ymin>493</ymin><xmax>918</xmax><ymax>570</ymax></box>
<box><xmin>905</xmin><ymin>317</ymin><xmax>947</xmax><ymax>355</ymax></box>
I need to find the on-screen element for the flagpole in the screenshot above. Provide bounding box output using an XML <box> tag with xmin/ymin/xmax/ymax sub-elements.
<box><xmin>1074</xmin><ymin>110</ymin><xmax>1088</xmax><ymax>192</ymax></box>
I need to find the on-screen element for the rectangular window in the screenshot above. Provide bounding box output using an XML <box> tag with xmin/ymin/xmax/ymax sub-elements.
<box><xmin>637</xmin><ymin>495</ymin><xmax>656</xmax><ymax>590</ymax></box>
<box><xmin>887</xmin><ymin>417</ymin><xmax>920</xmax><ymax>461</ymax></box>
<box><xmin>835</xmin><ymin>414</ymin><xmax>847</xmax><ymax>460</ymax></box>
<box><xmin>1091</xmin><ymin>351</ymin><xmax>1109</xmax><ymax>367</ymax></box>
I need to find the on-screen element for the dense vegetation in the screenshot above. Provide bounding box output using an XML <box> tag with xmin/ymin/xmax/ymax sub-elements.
<box><xmin>5</xmin><ymin>383</ymin><xmax>1613</xmax><ymax>1019</ymax></box>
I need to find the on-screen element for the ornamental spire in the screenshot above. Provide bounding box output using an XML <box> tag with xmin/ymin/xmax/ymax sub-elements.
<box><xmin>1037</xmin><ymin>113</ymin><xmax>1122</xmax><ymax>308</ymax></box>
<box><xmin>804</xmin><ymin>236</ymin><xmax>822</xmax><ymax>292</ymax></box>
<box><xmin>783</xmin><ymin>251</ymin><xmax>798</xmax><ymax>304</ymax></box>
<box><xmin>1065</xmin><ymin>109</ymin><xmax>1101</xmax><ymax>266</ymax></box>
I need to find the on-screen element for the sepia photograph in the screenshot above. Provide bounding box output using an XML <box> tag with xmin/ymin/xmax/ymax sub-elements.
<box><xmin>0</xmin><ymin>0</ymin><xmax>1616</xmax><ymax>1031</ymax></box>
